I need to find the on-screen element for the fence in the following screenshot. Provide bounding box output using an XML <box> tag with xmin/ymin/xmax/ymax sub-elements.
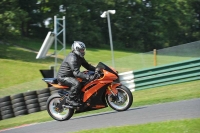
<box><xmin>119</xmin><ymin>58</ymin><xmax>200</xmax><ymax>91</ymax></box>
<box><xmin>104</xmin><ymin>40</ymin><xmax>200</xmax><ymax>72</ymax></box>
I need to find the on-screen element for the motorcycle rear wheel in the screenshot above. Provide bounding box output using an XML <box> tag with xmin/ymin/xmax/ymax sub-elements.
<box><xmin>106</xmin><ymin>85</ymin><xmax>133</xmax><ymax>111</ymax></box>
<box><xmin>47</xmin><ymin>93</ymin><xmax>74</xmax><ymax>121</ymax></box>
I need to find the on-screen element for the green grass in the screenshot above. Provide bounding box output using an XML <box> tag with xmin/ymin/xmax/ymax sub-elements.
<box><xmin>0</xmin><ymin>80</ymin><xmax>199</xmax><ymax>130</ymax></box>
<box><xmin>74</xmin><ymin>118</ymin><xmax>200</xmax><ymax>133</ymax></box>
<box><xmin>0</xmin><ymin>38</ymin><xmax>199</xmax><ymax>131</ymax></box>
<box><xmin>0</xmin><ymin>38</ymin><xmax>196</xmax><ymax>91</ymax></box>
<box><xmin>0</xmin><ymin>41</ymin><xmax>133</xmax><ymax>90</ymax></box>
<box><xmin>133</xmin><ymin>80</ymin><xmax>200</xmax><ymax>106</ymax></box>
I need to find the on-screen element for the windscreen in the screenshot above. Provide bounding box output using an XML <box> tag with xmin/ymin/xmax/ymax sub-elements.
<box><xmin>96</xmin><ymin>62</ymin><xmax>118</xmax><ymax>77</ymax></box>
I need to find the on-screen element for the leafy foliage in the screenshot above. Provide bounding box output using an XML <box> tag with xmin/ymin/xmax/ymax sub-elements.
<box><xmin>0</xmin><ymin>0</ymin><xmax>200</xmax><ymax>51</ymax></box>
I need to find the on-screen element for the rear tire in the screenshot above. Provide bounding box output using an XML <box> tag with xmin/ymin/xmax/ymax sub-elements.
<box><xmin>46</xmin><ymin>93</ymin><xmax>74</xmax><ymax>121</ymax></box>
<box><xmin>106</xmin><ymin>85</ymin><xmax>133</xmax><ymax>111</ymax></box>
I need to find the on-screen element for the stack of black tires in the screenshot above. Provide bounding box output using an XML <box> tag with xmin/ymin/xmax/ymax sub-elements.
<box><xmin>24</xmin><ymin>90</ymin><xmax>40</xmax><ymax>114</ymax></box>
<box><xmin>37</xmin><ymin>88</ymin><xmax>51</xmax><ymax>111</ymax></box>
<box><xmin>49</xmin><ymin>87</ymin><xmax>59</xmax><ymax>94</ymax></box>
<box><xmin>0</xmin><ymin>96</ymin><xmax>14</xmax><ymax>120</ymax></box>
<box><xmin>11</xmin><ymin>93</ymin><xmax>27</xmax><ymax>117</ymax></box>
<box><xmin>0</xmin><ymin>87</ymin><xmax>52</xmax><ymax>120</ymax></box>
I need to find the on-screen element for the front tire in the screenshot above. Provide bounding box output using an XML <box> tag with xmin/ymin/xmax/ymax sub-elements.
<box><xmin>47</xmin><ymin>93</ymin><xmax>74</xmax><ymax>121</ymax></box>
<box><xmin>106</xmin><ymin>85</ymin><xmax>133</xmax><ymax>111</ymax></box>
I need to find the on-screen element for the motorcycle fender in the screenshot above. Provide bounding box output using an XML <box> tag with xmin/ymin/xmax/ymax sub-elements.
<box><xmin>106</xmin><ymin>83</ymin><xmax>121</xmax><ymax>95</ymax></box>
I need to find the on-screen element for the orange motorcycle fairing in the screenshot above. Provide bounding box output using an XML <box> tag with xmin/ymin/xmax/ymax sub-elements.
<box><xmin>81</xmin><ymin>80</ymin><xmax>113</xmax><ymax>91</ymax></box>
<box><xmin>81</xmin><ymin>80</ymin><xmax>99</xmax><ymax>92</ymax></box>
<box><xmin>102</xmin><ymin>70</ymin><xmax>118</xmax><ymax>80</ymax></box>
<box><xmin>82</xmin><ymin>83</ymin><xmax>105</xmax><ymax>102</ymax></box>
<box><xmin>81</xmin><ymin>78</ymin><xmax>115</xmax><ymax>102</ymax></box>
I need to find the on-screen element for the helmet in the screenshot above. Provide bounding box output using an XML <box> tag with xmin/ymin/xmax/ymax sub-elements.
<box><xmin>71</xmin><ymin>41</ymin><xmax>86</xmax><ymax>58</ymax></box>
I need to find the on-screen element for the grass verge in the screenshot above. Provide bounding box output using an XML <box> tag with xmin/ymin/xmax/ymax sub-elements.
<box><xmin>74</xmin><ymin>118</ymin><xmax>200</xmax><ymax>133</ymax></box>
<box><xmin>0</xmin><ymin>80</ymin><xmax>199</xmax><ymax>130</ymax></box>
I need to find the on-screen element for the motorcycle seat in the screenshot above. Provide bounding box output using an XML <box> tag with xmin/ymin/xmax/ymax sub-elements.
<box><xmin>43</xmin><ymin>78</ymin><xmax>69</xmax><ymax>89</ymax></box>
<box><xmin>42</xmin><ymin>78</ymin><xmax>58</xmax><ymax>84</ymax></box>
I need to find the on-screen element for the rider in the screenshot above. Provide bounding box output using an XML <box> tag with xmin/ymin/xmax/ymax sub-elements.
<box><xmin>57</xmin><ymin>41</ymin><xmax>97</xmax><ymax>106</ymax></box>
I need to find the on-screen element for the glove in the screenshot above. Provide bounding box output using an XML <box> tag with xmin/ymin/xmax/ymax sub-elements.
<box><xmin>88</xmin><ymin>74</ymin><xmax>97</xmax><ymax>81</ymax></box>
<box><xmin>95</xmin><ymin>67</ymin><xmax>101</xmax><ymax>73</ymax></box>
<box><xmin>87</xmin><ymin>67</ymin><xmax>101</xmax><ymax>81</ymax></box>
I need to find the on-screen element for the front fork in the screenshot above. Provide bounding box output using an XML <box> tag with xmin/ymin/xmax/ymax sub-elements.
<box><xmin>107</xmin><ymin>86</ymin><xmax>117</xmax><ymax>96</ymax></box>
<box><xmin>106</xmin><ymin>83</ymin><xmax>120</xmax><ymax>101</ymax></box>
<box><xmin>106</xmin><ymin>83</ymin><xmax>120</xmax><ymax>95</ymax></box>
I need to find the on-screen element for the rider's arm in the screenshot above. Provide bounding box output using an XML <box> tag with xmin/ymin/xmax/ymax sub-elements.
<box><xmin>82</xmin><ymin>58</ymin><xmax>95</xmax><ymax>71</ymax></box>
<box><xmin>68</xmin><ymin>55</ymin><xmax>90</xmax><ymax>80</ymax></box>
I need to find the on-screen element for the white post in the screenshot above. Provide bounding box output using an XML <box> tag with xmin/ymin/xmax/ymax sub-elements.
<box><xmin>54</xmin><ymin>16</ymin><xmax>57</xmax><ymax>77</ymax></box>
<box><xmin>101</xmin><ymin>10</ymin><xmax>116</xmax><ymax>68</ymax></box>
<box><xmin>106</xmin><ymin>12</ymin><xmax>115</xmax><ymax>68</ymax></box>
<box><xmin>63</xmin><ymin>16</ymin><xmax>66</xmax><ymax>56</ymax></box>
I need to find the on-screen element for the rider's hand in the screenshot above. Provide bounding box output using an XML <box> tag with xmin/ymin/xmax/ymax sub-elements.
<box><xmin>88</xmin><ymin>72</ymin><xmax>101</xmax><ymax>81</ymax></box>
<box><xmin>87</xmin><ymin>68</ymin><xmax>101</xmax><ymax>81</ymax></box>
<box><xmin>88</xmin><ymin>74</ymin><xmax>97</xmax><ymax>81</ymax></box>
<box><xmin>95</xmin><ymin>67</ymin><xmax>100</xmax><ymax>74</ymax></box>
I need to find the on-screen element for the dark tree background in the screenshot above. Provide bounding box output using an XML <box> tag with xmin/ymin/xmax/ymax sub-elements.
<box><xmin>0</xmin><ymin>0</ymin><xmax>199</xmax><ymax>51</ymax></box>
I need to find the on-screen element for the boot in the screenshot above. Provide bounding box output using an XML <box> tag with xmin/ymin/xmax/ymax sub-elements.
<box><xmin>66</xmin><ymin>95</ymin><xmax>80</xmax><ymax>107</ymax></box>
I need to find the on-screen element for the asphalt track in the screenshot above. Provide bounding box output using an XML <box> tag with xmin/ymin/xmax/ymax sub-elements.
<box><xmin>1</xmin><ymin>98</ymin><xmax>200</xmax><ymax>133</ymax></box>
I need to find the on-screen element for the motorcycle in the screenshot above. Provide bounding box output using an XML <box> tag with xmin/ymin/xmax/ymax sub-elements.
<box><xmin>43</xmin><ymin>62</ymin><xmax>133</xmax><ymax>121</ymax></box>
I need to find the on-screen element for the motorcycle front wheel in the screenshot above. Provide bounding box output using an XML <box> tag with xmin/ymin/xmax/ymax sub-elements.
<box><xmin>106</xmin><ymin>85</ymin><xmax>133</xmax><ymax>111</ymax></box>
<box><xmin>46</xmin><ymin>93</ymin><xmax>74</xmax><ymax>121</ymax></box>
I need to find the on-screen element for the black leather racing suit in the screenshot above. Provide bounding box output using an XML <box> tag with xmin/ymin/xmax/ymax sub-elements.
<box><xmin>57</xmin><ymin>52</ymin><xmax>95</xmax><ymax>97</ymax></box>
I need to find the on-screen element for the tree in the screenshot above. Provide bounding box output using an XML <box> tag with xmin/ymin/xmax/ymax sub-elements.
<box><xmin>112</xmin><ymin>0</ymin><xmax>199</xmax><ymax>51</ymax></box>
<box><xmin>0</xmin><ymin>0</ymin><xmax>29</xmax><ymax>39</ymax></box>
<box><xmin>1</xmin><ymin>0</ymin><xmax>199</xmax><ymax>51</ymax></box>
<box><xmin>188</xmin><ymin>0</ymin><xmax>200</xmax><ymax>41</ymax></box>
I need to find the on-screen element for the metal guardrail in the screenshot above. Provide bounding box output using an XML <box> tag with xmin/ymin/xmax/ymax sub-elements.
<box><xmin>119</xmin><ymin>58</ymin><xmax>200</xmax><ymax>91</ymax></box>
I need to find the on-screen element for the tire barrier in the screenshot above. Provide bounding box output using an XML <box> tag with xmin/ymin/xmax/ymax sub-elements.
<box><xmin>24</xmin><ymin>91</ymin><xmax>40</xmax><ymax>114</ymax></box>
<box><xmin>0</xmin><ymin>96</ymin><xmax>14</xmax><ymax>120</ymax></box>
<box><xmin>37</xmin><ymin>88</ymin><xmax>51</xmax><ymax>111</ymax></box>
<box><xmin>11</xmin><ymin>93</ymin><xmax>27</xmax><ymax>117</ymax></box>
<box><xmin>49</xmin><ymin>87</ymin><xmax>59</xmax><ymax>94</ymax></box>
<box><xmin>0</xmin><ymin>88</ymin><xmax>51</xmax><ymax>120</ymax></box>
